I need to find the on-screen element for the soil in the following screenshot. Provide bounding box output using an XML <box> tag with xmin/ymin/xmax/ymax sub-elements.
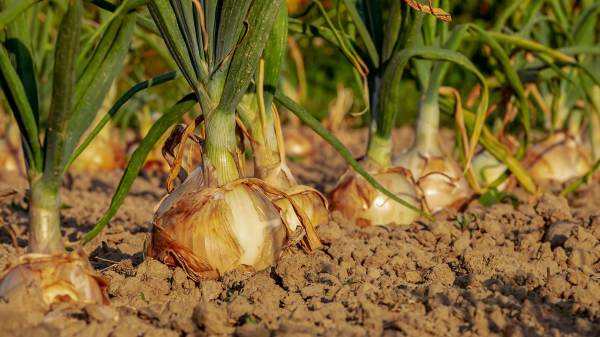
<box><xmin>2</xmin><ymin>126</ymin><xmax>600</xmax><ymax>337</ymax></box>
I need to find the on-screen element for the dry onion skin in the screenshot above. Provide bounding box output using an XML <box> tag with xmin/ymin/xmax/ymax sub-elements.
<box><xmin>272</xmin><ymin>185</ymin><xmax>329</xmax><ymax>231</ymax></box>
<box><xmin>393</xmin><ymin>146</ymin><xmax>470</xmax><ymax>214</ymax></box>
<box><xmin>522</xmin><ymin>132</ymin><xmax>591</xmax><ymax>185</ymax></box>
<box><xmin>329</xmin><ymin>161</ymin><xmax>420</xmax><ymax>227</ymax></box>
<box><xmin>0</xmin><ymin>249</ymin><xmax>109</xmax><ymax>306</ymax></box>
<box><xmin>144</xmin><ymin>159</ymin><xmax>321</xmax><ymax>280</ymax></box>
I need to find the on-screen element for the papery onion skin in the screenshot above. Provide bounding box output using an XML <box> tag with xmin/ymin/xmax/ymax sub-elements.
<box><xmin>329</xmin><ymin>167</ymin><xmax>420</xmax><ymax>227</ymax></box>
<box><xmin>0</xmin><ymin>249</ymin><xmax>109</xmax><ymax>306</ymax></box>
<box><xmin>394</xmin><ymin>148</ymin><xmax>470</xmax><ymax>213</ymax></box>
<box><xmin>273</xmin><ymin>185</ymin><xmax>329</xmax><ymax>231</ymax></box>
<box><xmin>145</xmin><ymin>170</ymin><xmax>288</xmax><ymax>280</ymax></box>
<box><xmin>522</xmin><ymin>132</ymin><xmax>591</xmax><ymax>185</ymax></box>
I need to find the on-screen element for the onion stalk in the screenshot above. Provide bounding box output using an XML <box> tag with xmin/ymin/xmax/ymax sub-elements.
<box><xmin>0</xmin><ymin>0</ymin><xmax>135</xmax><ymax>306</ymax></box>
<box><xmin>143</xmin><ymin>0</ymin><xmax>323</xmax><ymax>280</ymax></box>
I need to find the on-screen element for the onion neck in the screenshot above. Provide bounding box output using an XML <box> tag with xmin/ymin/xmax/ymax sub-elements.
<box><xmin>28</xmin><ymin>176</ymin><xmax>64</xmax><ymax>254</ymax></box>
<box><xmin>205</xmin><ymin>109</ymin><xmax>241</xmax><ymax>186</ymax></box>
<box><xmin>366</xmin><ymin>133</ymin><xmax>392</xmax><ymax>168</ymax></box>
<box><xmin>413</xmin><ymin>96</ymin><xmax>441</xmax><ymax>155</ymax></box>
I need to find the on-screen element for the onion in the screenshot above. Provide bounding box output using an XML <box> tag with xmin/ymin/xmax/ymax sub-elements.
<box><xmin>144</xmin><ymin>159</ymin><xmax>321</xmax><ymax>280</ymax></box>
<box><xmin>70</xmin><ymin>134</ymin><xmax>124</xmax><ymax>172</ymax></box>
<box><xmin>0</xmin><ymin>119</ymin><xmax>25</xmax><ymax>174</ymax></box>
<box><xmin>0</xmin><ymin>250</ymin><xmax>109</xmax><ymax>306</ymax></box>
<box><xmin>282</xmin><ymin>125</ymin><xmax>314</xmax><ymax>158</ymax></box>
<box><xmin>329</xmin><ymin>160</ymin><xmax>420</xmax><ymax>227</ymax></box>
<box><xmin>393</xmin><ymin>143</ymin><xmax>470</xmax><ymax>213</ymax></box>
<box><xmin>271</xmin><ymin>185</ymin><xmax>329</xmax><ymax>231</ymax></box>
<box><xmin>0</xmin><ymin>140</ymin><xmax>24</xmax><ymax>173</ymax></box>
<box><xmin>471</xmin><ymin>150</ymin><xmax>508</xmax><ymax>190</ymax></box>
<box><xmin>522</xmin><ymin>132</ymin><xmax>591</xmax><ymax>185</ymax></box>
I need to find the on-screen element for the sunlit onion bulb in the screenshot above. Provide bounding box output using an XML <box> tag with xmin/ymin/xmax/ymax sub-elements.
<box><xmin>522</xmin><ymin>132</ymin><xmax>591</xmax><ymax>184</ymax></box>
<box><xmin>70</xmin><ymin>136</ymin><xmax>124</xmax><ymax>172</ymax></box>
<box><xmin>393</xmin><ymin>146</ymin><xmax>470</xmax><ymax>213</ymax></box>
<box><xmin>0</xmin><ymin>250</ymin><xmax>109</xmax><ymax>306</ymax></box>
<box><xmin>329</xmin><ymin>165</ymin><xmax>420</xmax><ymax>227</ymax></box>
<box><xmin>471</xmin><ymin>150</ymin><xmax>508</xmax><ymax>191</ymax></box>
<box><xmin>0</xmin><ymin>121</ymin><xmax>25</xmax><ymax>174</ymax></box>
<box><xmin>0</xmin><ymin>140</ymin><xmax>24</xmax><ymax>173</ymax></box>
<box><xmin>144</xmin><ymin>165</ymin><xmax>288</xmax><ymax>280</ymax></box>
<box><xmin>283</xmin><ymin>126</ymin><xmax>313</xmax><ymax>158</ymax></box>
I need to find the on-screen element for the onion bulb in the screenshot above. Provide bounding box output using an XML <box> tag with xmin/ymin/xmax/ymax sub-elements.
<box><xmin>144</xmin><ymin>159</ymin><xmax>321</xmax><ymax>280</ymax></box>
<box><xmin>0</xmin><ymin>249</ymin><xmax>109</xmax><ymax>306</ymax></box>
<box><xmin>471</xmin><ymin>150</ymin><xmax>508</xmax><ymax>191</ymax></box>
<box><xmin>522</xmin><ymin>132</ymin><xmax>591</xmax><ymax>185</ymax></box>
<box><xmin>282</xmin><ymin>125</ymin><xmax>314</xmax><ymax>158</ymax></box>
<box><xmin>70</xmin><ymin>133</ymin><xmax>124</xmax><ymax>173</ymax></box>
<box><xmin>329</xmin><ymin>160</ymin><xmax>420</xmax><ymax>227</ymax></box>
<box><xmin>393</xmin><ymin>143</ymin><xmax>470</xmax><ymax>213</ymax></box>
<box><xmin>0</xmin><ymin>118</ymin><xmax>25</xmax><ymax>174</ymax></box>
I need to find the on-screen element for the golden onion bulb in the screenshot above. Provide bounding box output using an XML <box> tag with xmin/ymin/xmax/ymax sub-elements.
<box><xmin>522</xmin><ymin>132</ymin><xmax>591</xmax><ymax>185</ymax></box>
<box><xmin>329</xmin><ymin>163</ymin><xmax>420</xmax><ymax>227</ymax></box>
<box><xmin>393</xmin><ymin>146</ymin><xmax>470</xmax><ymax>213</ymax></box>
<box><xmin>272</xmin><ymin>185</ymin><xmax>329</xmax><ymax>231</ymax></box>
<box><xmin>0</xmin><ymin>140</ymin><xmax>25</xmax><ymax>173</ymax></box>
<box><xmin>144</xmin><ymin>161</ymin><xmax>321</xmax><ymax>280</ymax></box>
<box><xmin>70</xmin><ymin>135</ymin><xmax>124</xmax><ymax>173</ymax></box>
<box><xmin>0</xmin><ymin>250</ymin><xmax>109</xmax><ymax>306</ymax></box>
<box><xmin>471</xmin><ymin>150</ymin><xmax>508</xmax><ymax>191</ymax></box>
<box><xmin>282</xmin><ymin>126</ymin><xmax>314</xmax><ymax>158</ymax></box>
<box><xmin>0</xmin><ymin>120</ymin><xmax>26</xmax><ymax>174</ymax></box>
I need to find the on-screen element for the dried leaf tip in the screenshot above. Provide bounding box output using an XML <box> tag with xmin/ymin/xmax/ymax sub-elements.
<box><xmin>404</xmin><ymin>0</ymin><xmax>452</xmax><ymax>23</ymax></box>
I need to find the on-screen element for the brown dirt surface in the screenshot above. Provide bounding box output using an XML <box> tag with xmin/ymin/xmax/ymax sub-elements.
<box><xmin>2</xmin><ymin>127</ymin><xmax>600</xmax><ymax>337</ymax></box>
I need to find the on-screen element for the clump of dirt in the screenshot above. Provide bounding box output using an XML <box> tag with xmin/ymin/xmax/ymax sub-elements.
<box><xmin>2</xmin><ymin>127</ymin><xmax>600</xmax><ymax>336</ymax></box>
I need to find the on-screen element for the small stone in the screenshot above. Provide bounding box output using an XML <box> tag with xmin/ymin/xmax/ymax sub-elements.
<box><xmin>513</xmin><ymin>286</ymin><xmax>528</xmax><ymax>301</ymax></box>
<box><xmin>544</xmin><ymin>221</ymin><xmax>575</xmax><ymax>248</ymax></box>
